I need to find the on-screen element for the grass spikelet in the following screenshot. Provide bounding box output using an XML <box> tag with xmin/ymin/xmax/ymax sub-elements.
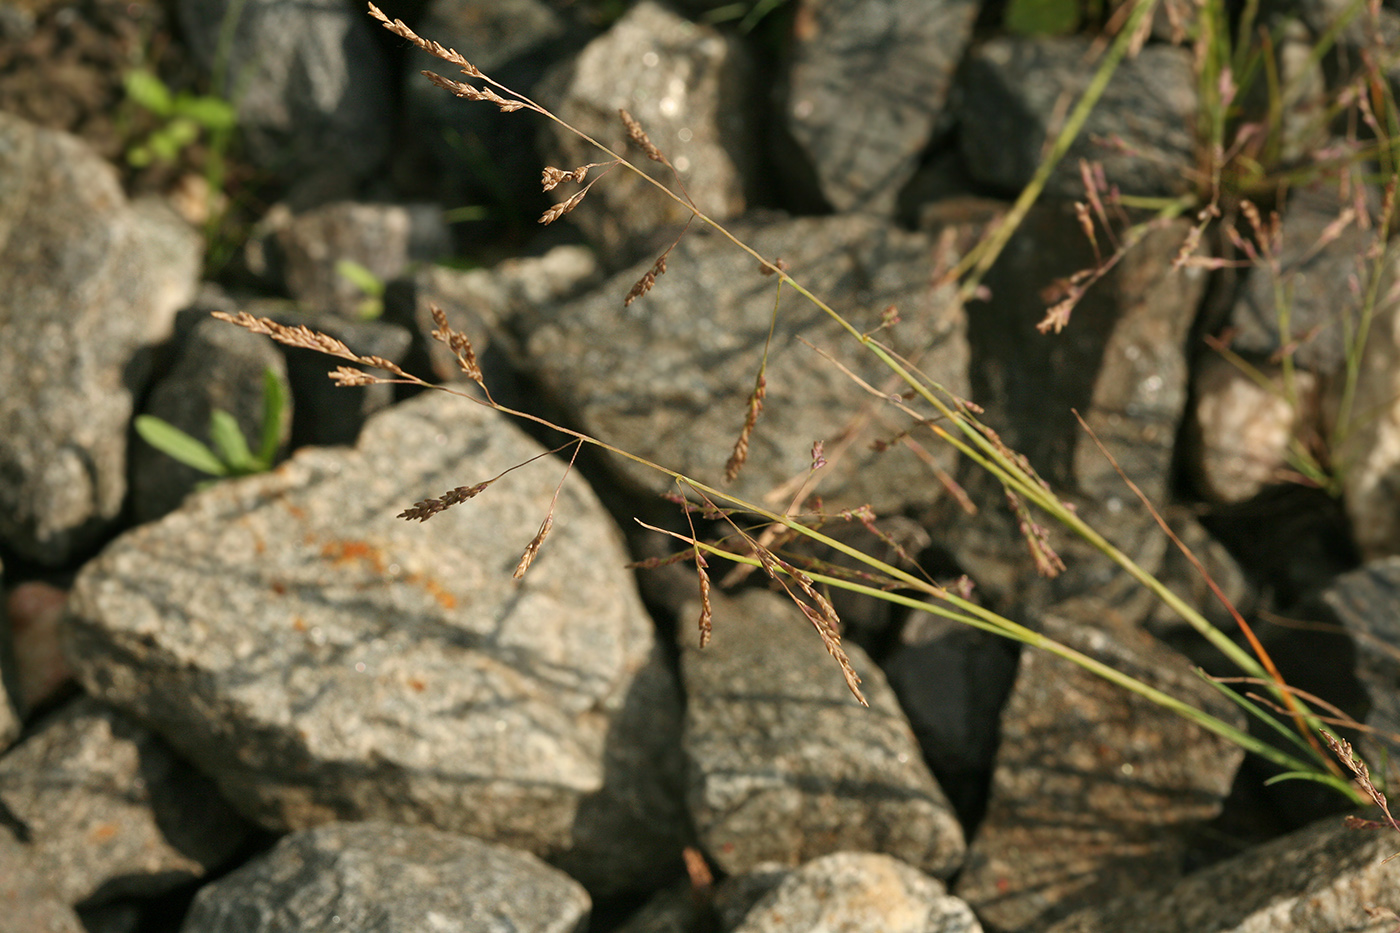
<box><xmin>625</xmin><ymin>254</ymin><xmax>666</xmax><ymax>306</ymax></box>
<box><xmin>724</xmin><ymin>374</ymin><xmax>765</xmax><ymax>482</ymax></box>
<box><xmin>695</xmin><ymin>550</ymin><xmax>713</xmax><ymax>648</ymax></box>
<box><xmin>514</xmin><ymin>514</ymin><xmax>553</xmax><ymax>579</ymax></box>
<box><xmin>368</xmin><ymin>3</ymin><xmax>482</xmax><ymax>77</ymax></box>
<box><xmin>429</xmin><ymin>304</ymin><xmax>483</xmax><ymax>385</ymax></box>
<box><xmin>619</xmin><ymin>108</ymin><xmax>663</xmax><ymax>162</ymax></box>
<box><xmin>212</xmin><ymin>311</ymin><xmax>411</xmax><ymax>379</ymax></box>
<box><xmin>329</xmin><ymin>366</ymin><xmax>378</xmax><ymax>387</ymax></box>
<box><xmin>398</xmin><ymin>482</ymin><xmax>493</xmax><ymax>522</ymax></box>
<box><xmin>540</xmin><ymin>188</ymin><xmax>590</xmax><ymax>225</ymax></box>
<box><xmin>422</xmin><ymin>71</ymin><xmax>525</xmax><ymax>112</ymax></box>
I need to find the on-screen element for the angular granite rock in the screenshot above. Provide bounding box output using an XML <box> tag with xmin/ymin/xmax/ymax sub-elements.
<box><xmin>1046</xmin><ymin>814</ymin><xmax>1400</xmax><ymax>933</ymax></box>
<box><xmin>955</xmin><ymin>597</ymin><xmax>1246</xmax><ymax>931</ymax></box>
<box><xmin>0</xmin><ymin>697</ymin><xmax>250</xmax><ymax>907</ymax></box>
<box><xmin>0</xmin><ymin>112</ymin><xmax>201</xmax><ymax>564</ymax></box>
<box><xmin>731</xmin><ymin>852</ymin><xmax>983</xmax><ymax>933</ymax></box>
<box><xmin>680</xmin><ymin>589</ymin><xmax>965</xmax><ymax>879</ymax></box>
<box><xmin>779</xmin><ymin>0</ymin><xmax>978</xmax><ymax>214</ymax></box>
<box><xmin>181</xmin><ymin>821</ymin><xmax>590</xmax><ymax>933</ymax></box>
<box><xmin>68</xmin><ymin>389</ymin><xmax>682</xmax><ymax>894</ymax></box>
<box><xmin>524</xmin><ymin>213</ymin><xmax>969</xmax><ymax>516</ymax></box>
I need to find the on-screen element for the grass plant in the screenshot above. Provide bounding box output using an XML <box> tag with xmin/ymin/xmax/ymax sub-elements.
<box><xmin>215</xmin><ymin>0</ymin><xmax>1400</xmax><ymax>810</ymax></box>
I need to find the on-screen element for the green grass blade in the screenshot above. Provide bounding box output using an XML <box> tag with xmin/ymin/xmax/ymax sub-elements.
<box><xmin>134</xmin><ymin>415</ymin><xmax>229</xmax><ymax>476</ymax></box>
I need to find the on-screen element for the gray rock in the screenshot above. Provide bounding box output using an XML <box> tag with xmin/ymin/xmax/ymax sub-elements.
<box><xmin>131</xmin><ymin>313</ymin><xmax>292</xmax><ymax>524</ymax></box>
<box><xmin>954</xmin><ymin>597</ymin><xmax>1246</xmax><ymax>931</ymax></box>
<box><xmin>181</xmin><ymin>821</ymin><xmax>590</xmax><ymax>933</ymax></box>
<box><xmin>524</xmin><ymin>213</ymin><xmax>969</xmax><ymax>516</ymax></box>
<box><xmin>267</xmin><ymin>201</ymin><xmax>450</xmax><ymax>320</ymax></box>
<box><xmin>1045</xmin><ymin>814</ymin><xmax>1400</xmax><ymax>933</ymax></box>
<box><xmin>67</xmin><ymin>389</ymin><xmax>682</xmax><ymax>894</ymax></box>
<box><xmin>176</xmin><ymin>0</ymin><xmax>391</xmax><ymax>182</ymax></box>
<box><xmin>0</xmin><ymin>113</ymin><xmax>201</xmax><ymax>564</ymax></box>
<box><xmin>0</xmin><ymin>696</ymin><xmax>250</xmax><ymax>907</ymax></box>
<box><xmin>0</xmin><ymin>846</ymin><xmax>85</xmax><ymax>933</ymax></box>
<box><xmin>397</xmin><ymin>244</ymin><xmax>602</xmax><ymax>383</ymax></box>
<box><xmin>5</xmin><ymin>581</ymin><xmax>74</xmax><ymax>714</ymax></box>
<box><xmin>537</xmin><ymin>1</ymin><xmax>756</xmax><ymax>265</ymax></box>
<box><xmin>731</xmin><ymin>852</ymin><xmax>982</xmax><ymax>933</ymax></box>
<box><xmin>680</xmin><ymin>589</ymin><xmax>965</xmax><ymax>879</ymax></box>
<box><xmin>958</xmin><ymin>38</ymin><xmax>1196</xmax><ymax>200</ymax></box>
<box><xmin>1229</xmin><ymin>183</ymin><xmax>1386</xmax><ymax>377</ymax></box>
<box><xmin>1319</xmin><ymin>557</ymin><xmax>1400</xmax><ymax>764</ymax></box>
<box><xmin>779</xmin><ymin>0</ymin><xmax>977</xmax><ymax>214</ymax></box>
<box><xmin>1187</xmin><ymin>353</ymin><xmax>1319</xmax><ymax>504</ymax></box>
<box><xmin>971</xmin><ymin>209</ymin><xmax>1204</xmax><ymax>506</ymax></box>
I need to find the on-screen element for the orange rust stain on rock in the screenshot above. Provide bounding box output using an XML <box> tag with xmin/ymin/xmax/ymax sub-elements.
<box><xmin>319</xmin><ymin>539</ymin><xmax>387</xmax><ymax>574</ymax></box>
<box><xmin>420</xmin><ymin>577</ymin><xmax>458</xmax><ymax>610</ymax></box>
<box><xmin>89</xmin><ymin>823</ymin><xmax>120</xmax><ymax>844</ymax></box>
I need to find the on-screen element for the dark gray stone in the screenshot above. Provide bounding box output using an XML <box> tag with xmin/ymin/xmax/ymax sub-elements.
<box><xmin>0</xmin><ymin>697</ymin><xmax>250</xmax><ymax>907</ymax></box>
<box><xmin>68</xmin><ymin>390</ymin><xmax>683</xmax><ymax>895</ymax></box>
<box><xmin>524</xmin><ymin>213</ymin><xmax>970</xmax><ymax>516</ymax></box>
<box><xmin>181</xmin><ymin>821</ymin><xmax>590</xmax><ymax>933</ymax></box>
<box><xmin>396</xmin><ymin>0</ymin><xmax>567</xmax><ymax>213</ymax></box>
<box><xmin>267</xmin><ymin>201</ymin><xmax>450</xmax><ymax>320</ymax></box>
<box><xmin>883</xmin><ymin>611</ymin><xmax>1019</xmax><ymax>825</ymax></box>
<box><xmin>680</xmin><ymin>589</ymin><xmax>966</xmax><ymax>879</ymax></box>
<box><xmin>954</xmin><ymin>597</ymin><xmax>1246</xmax><ymax>931</ymax></box>
<box><xmin>731</xmin><ymin>852</ymin><xmax>982</xmax><ymax>933</ymax></box>
<box><xmin>132</xmin><ymin>313</ymin><xmax>292</xmax><ymax>524</ymax></box>
<box><xmin>779</xmin><ymin>0</ymin><xmax>977</xmax><ymax>214</ymax></box>
<box><xmin>1046</xmin><ymin>814</ymin><xmax>1400</xmax><ymax>933</ymax></box>
<box><xmin>176</xmin><ymin>0</ymin><xmax>391</xmax><ymax>181</ymax></box>
<box><xmin>0</xmin><ymin>113</ymin><xmax>201</xmax><ymax>565</ymax></box>
<box><xmin>958</xmin><ymin>37</ymin><xmax>1196</xmax><ymax>200</ymax></box>
<box><xmin>0</xmin><ymin>554</ymin><xmax>17</xmax><ymax>751</ymax></box>
<box><xmin>537</xmin><ymin>1</ymin><xmax>756</xmax><ymax>265</ymax></box>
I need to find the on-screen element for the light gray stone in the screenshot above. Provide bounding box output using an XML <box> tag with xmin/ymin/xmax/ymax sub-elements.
<box><xmin>68</xmin><ymin>389</ymin><xmax>683</xmax><ymax>894</ymax></box>
<box><xmin>731</xmin><ymin>852</ymin><xmax>982</xmax><ymax>933</ymax></box>
<box><xmin>0</xmin><ymin>113</ymin><xmax>201</xmax><ymax>564</ymax></box>
<box><xmin>181</xmin><ymin>821</ymin><xmax>590</xmax><ymax>933</ymax></box>
<box><xmin>537</xmin><ymin>1</ymin><xmax>756</xmax><ymax>264</ymax></box>
<box><xmin>680</xmin><ymin>589</ymin><xmax>965</xmax><ymax>879</ymax></box>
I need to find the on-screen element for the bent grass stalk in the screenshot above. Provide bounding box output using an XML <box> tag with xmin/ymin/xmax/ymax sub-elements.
<box><xmin>227</xmin><ymin>3</ymin><xmax>1373</xmax><ymax>800</ymax></box>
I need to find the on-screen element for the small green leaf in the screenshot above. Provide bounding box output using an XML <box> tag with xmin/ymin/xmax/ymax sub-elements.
<box><xmin>175</xmin><ymin>94</ymin><xmax>238</xmax><ymax>132</ymax></box>
<box><xmin>124</xmin><ymin>69</ymin><xmax>174</xmax><ymax>116</ymax></box>
<box><xmin>257</xmin><ymin>367</ymin><xmax>286</xmax><ymax>467</ymax></box>
<box><xmin>127</xmin><ymin>144</ymin><xmax>154</xmax><ymax>168</ymax></box>
<box><xmin>1005</xmin><ymin>0</ymin><xmax>1081</xmax><ymax>36</ymax></box>
<box><xmin>135</xmin><ymin>415</ymin><xmax>229</xmax><ymax>476</ymax></box>
<box><xmin>335</xmin><ymin>259</ymin><xmax>385</xmax><ymax>298</ymax></box>
<box><xmin>209</xmin><ymin>410</ymin><xmax>255</xmax><ymax>473</ymax></box>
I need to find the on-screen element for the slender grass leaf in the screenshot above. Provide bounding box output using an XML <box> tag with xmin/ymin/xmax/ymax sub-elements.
<box><xmin>135</xmin><ymin>415</ymin><xmax>228</xmax><ymax>476</ymax></box>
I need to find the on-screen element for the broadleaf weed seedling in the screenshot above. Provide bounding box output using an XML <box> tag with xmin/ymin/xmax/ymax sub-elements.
<box><xmin>136</xmin><ymin>366</ymin><xmax>287</xmax><ymax>481</ymax></box>
<box><xmin>215</xmin><ymin>1</ymin><xmax>1394</xmax><ymax>807</ymax></box>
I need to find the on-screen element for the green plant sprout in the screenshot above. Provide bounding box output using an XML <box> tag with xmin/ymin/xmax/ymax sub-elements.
<box><xmin>123</xmin><ymin>68</ymin><xmax>237</xmax><ymax>175</ymax></box>
<box><xmin>135</xmin><ymin>367</ymin><xmax>286</xmax><ymax>480</ymax></box>
<box><xmin>334</xmin><ymin>259</ymin><xmax>387</xmax><ymax>321</ymax></box>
